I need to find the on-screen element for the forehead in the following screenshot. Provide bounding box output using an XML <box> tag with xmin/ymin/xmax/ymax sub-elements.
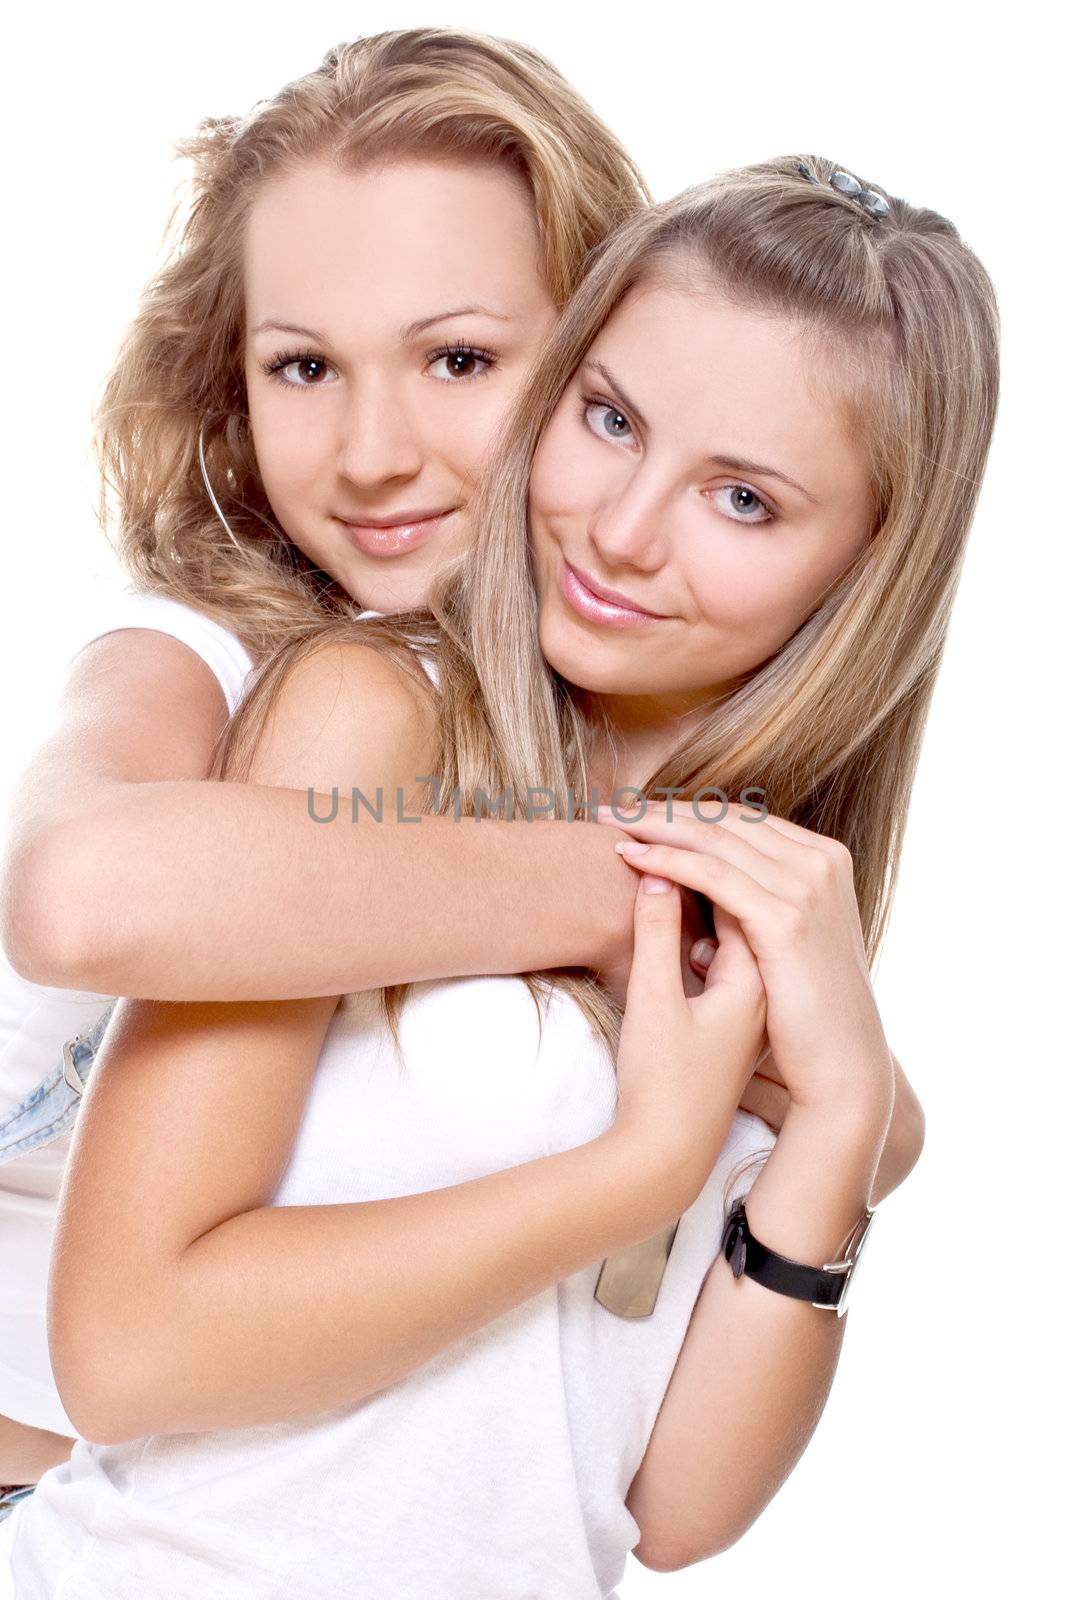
<box><xmin>243</xmin><ymin>156</ymin><xmax>547</xmax><ymax>327</ymax></box>
<box><xmin>588</xmin><ymin>277</ymin><xmax>861</xmax><ymax>490</ymax></box>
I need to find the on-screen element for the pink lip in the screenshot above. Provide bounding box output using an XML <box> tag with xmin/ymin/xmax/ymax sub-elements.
<box><xmin>559</xmin><ymin>559</ymin><xmax>669</xmax><ymax>629</ymax></box>
<box><xmin>337</xmin><ymin>507</ymin><xmax>457</xmax><ymax>559</ymax></box>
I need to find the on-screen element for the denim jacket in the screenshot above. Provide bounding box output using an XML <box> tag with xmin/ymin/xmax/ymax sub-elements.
<box><xmin>0</xmin><ymin>1002</ymin><xmax>115</xmax><ymax>1163</ymax></box>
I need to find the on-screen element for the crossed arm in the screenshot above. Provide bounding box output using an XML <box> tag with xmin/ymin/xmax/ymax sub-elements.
<box><xmin>43</xmin><ymin>639</ymin><xmax>921</xmax><ymax>1570</ymax></box>
<box><xmin>0</xmin><ymin>627</ymin><xmax>636</xmax><ymax>1000</ymax></box>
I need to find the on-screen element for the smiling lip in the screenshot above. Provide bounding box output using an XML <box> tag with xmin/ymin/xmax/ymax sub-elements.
<box><xmin>560</xmin><ymin>559</ymin><xmax>669</xmax><ymax>629</ymax></box>
<box><xmin>337</xmin><ymin>507</ymin><xmax>458</xmax><ymax>559</ymax></box>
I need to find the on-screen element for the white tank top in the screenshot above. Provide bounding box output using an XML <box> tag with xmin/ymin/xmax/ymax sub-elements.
<box><xmin>6</xmin><ymin>972</ymin><xmax>775</xmax><ymax>1598</ymax></box>
<box><xmin>0</xmin><ymin>586</ymin><xmax>256</xmax><ymax>1434</ymax></box>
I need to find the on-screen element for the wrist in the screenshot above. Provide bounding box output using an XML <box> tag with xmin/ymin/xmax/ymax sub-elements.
<box><xmin>740</xmin><ymin>1099</ymin><xmax>887</xmax><ymax>1266</ymax></box>
<box><xmin>597</xmin><ymin>1123</ymin><xmax>705</xmax><ymax>1236</ymax></box>
<box><xmin>583</xmin><ymin>822</ymin><xmax>639</xmax><ymax>972</ymax></box>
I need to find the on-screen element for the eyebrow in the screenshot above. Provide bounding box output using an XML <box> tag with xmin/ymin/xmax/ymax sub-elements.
<box><xmin>580</xmin><ymin>357</ymin><xmax>819</xmax><ymax>505</ymax></box>
<box><xmin>251</xmin><ymin>306</ymin><xmax>516</xmax><ymax>344</ymax></box>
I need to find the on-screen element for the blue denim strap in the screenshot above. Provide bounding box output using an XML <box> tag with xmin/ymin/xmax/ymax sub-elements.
<box><xmin>0</xmin><ymin>1482</ymin><xmax>35</xmax><ymax>1523</ymax></box>
<box><xmin>0</xmin><ymin>1001</ymin><xmax>117</xmax><ymax>1162</ymax></box>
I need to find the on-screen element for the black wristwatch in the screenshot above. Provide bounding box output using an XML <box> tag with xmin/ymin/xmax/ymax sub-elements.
<box><xmin>720</xmin><ymin>1197</ymin><xmax>876</xmax><ymax>1317</ymax></box>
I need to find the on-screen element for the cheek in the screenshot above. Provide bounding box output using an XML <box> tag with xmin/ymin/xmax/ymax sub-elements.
<box><xmin>682</xmin><ymin>543</ymin><xmax>807</xmax><ymax>659</ymax></box>
<box><xmin>529</xmin><ymin>416</ymin><xmax>600</xmax><ymax>522</ymax></box>
<box><xmin>249</xmin><ymin>391</ymin><xmax>327</xmax><ymax>497</ymax></box>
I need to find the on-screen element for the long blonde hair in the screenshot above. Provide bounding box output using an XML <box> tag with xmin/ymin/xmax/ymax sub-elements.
<box><xmin>95</xmin><ymin>27</ymin><xmax>651</xmax><ymax>662</ymax></box>
<box><xmin>219</xmin><ymin>155</ymin><xmax>999</xmax><ymax>1198</ymax></box>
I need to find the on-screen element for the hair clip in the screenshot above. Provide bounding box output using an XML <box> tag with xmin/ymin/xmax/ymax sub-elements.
<box><xmin>796</xmin><ymin>161</ymin><xmax>890</xmax><ymax>218</ymax></box>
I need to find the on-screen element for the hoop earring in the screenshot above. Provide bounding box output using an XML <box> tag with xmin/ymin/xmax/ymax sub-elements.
<box><xmin>197</xmin><ymin>416</ymin><xmax>243</xmax><ymax>552</ymax></box>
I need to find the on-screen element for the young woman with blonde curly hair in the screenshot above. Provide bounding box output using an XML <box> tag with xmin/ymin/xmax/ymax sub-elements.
<box><xmin>0</xmin><ymin>23</ymin><xmax>665</xmax><ymax>1493</ymax></box>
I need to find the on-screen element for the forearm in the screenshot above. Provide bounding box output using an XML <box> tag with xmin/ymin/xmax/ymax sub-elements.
<box><xmin>8</xmin><ymin>785</ymin><xmax>633</xmax><ymax>999</ymax></box>
<box><xmin>54</xmin><ymin>1125</ymin><xmax>668</xmax><ymax>1444</ymax></box>
<box><xmin>0</xmin><ymin>1414</ymin><xmax>74</xmax><ymax>1484</ymax></box>
<box><xmin>626</xmin><ymin>1092</ymin><xmax>891</xmax><ymax>1571</ymax></box>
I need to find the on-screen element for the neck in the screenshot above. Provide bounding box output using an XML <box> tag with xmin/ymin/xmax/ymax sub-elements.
<box><xmin>584</xmin><ymin>688</ymin><xmax>724</xmax><ymax>799</ymax></box>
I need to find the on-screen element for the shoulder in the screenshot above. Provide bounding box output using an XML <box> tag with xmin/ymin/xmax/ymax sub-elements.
<box><xmin>230</xmin><ymin>635</ymin><xmax>438</xmax><ymax>794</ymax></box>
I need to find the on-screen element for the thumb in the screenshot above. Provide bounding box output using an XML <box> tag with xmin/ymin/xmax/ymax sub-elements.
<box><xmin>624</xmin><ymin>875</ymin><xmax>684</xmax><ymax>1024</ymax></box>
<box><xmin>700</xmin><ymin>905</ymin><xmax>759</xmax><ymax>989</ymax></box>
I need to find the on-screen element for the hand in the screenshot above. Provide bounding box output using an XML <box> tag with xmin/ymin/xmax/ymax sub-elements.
<box><xmin>597</xmin><ymin>877</ymin><xmax>713</xmax><ymax>1009</ymax></box>
<box><xmin>612</xmin><ymin>873</ymin><xmax>767</xmax><ymax>1216</ymax></box>
<box><xmin>602</xmin><ymin>800</ymin><xmax>894</xmax><ymax>1121</ymax></box>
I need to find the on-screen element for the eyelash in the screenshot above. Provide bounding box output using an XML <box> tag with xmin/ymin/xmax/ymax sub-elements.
<box><xmin>260</xmin><ymin>342</ymin><xmax>499</xmax><ymax>390</ymax></box>
<box><xmin>577</xmin><ymin>391</ymin><xmax>777</xmax><ymax>526</ymax></box>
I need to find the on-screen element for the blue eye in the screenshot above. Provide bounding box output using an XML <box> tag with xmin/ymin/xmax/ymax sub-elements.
<box><xmin>582</xmin><ymin>396</ymin><xmax>635</xmax><ymax>445</ymax></box>
<box><xmin>713</xmin><ymin>484</ymin><xmax>773</xmax><ymax>524</ymax></box>
<box><xmin>426</xmin><ymin>343</ymin><xmax>498</xmax><ymax>382</ymax></box>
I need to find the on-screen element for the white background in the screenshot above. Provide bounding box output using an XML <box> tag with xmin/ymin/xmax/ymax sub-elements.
<box><xmin>1</xmin><ymin>2</ymin><xmax>1061</xmax><ymax>1594</ymax></box>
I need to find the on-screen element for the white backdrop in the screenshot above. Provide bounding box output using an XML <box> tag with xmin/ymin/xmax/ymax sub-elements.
<box><xmin>2</xmin><ymin>2</ymin><xmax>1061</xmax><ymax>1594</ymax></box>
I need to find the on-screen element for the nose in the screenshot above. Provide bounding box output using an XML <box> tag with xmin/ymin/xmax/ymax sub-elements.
<box><xmin>335</xmin><ymin>372</ymin><xmax>423</xmax><ymax>489</ymax></box>
<box><xmin>586</xmin><ymin>469</ymin><xmax>671</xmax><ymax>574</ymax></box>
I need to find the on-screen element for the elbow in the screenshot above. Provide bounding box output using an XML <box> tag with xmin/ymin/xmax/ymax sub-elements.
<box><xmin>49</xmin><ymin>1287</ymin><xmax>163</xmax><ymax>1446</ymax></box>
<box><xmin>891</xmin><ymin>1074</ymin><xmax>927</xmax><ymax>1187</ymax></box>
<box><xmin>633</xmin><ymin>1536</ymin><xmax>688</xmax><ymax>1573</ymax></box>
<box><xmin>632</xmin><ymin>1508</ymin><xmax>755</xmax><ymax>1573</ymax></box>
<box><xmin>1</xmin><ymin>822</ymin><xmax>116</xmax><ymax>991</ymax></box>
<box><xmin>51</xmin><ymin>1347</ymin><xmax>154</xmax><ymax>1448</ymax></box>
<box><xmin>637</xmin><ymin>1528</ymin><xmax>744</xmax><ymax>1574</ymax></box>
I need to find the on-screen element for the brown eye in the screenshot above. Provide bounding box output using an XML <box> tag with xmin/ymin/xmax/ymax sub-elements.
<box><xmin>288</xmin><ymin>358</ymin><xmax>328</xmax><ymax>384</ymax></box>
<box><xmin>426</xmin><ymin>344</ymin><xmax>497</xmax><ymax>382</ymax></box>
<box><xmin>262</xmin><ymin>351</ymin><xmax>337</xmax><ymax>389</ymax></box>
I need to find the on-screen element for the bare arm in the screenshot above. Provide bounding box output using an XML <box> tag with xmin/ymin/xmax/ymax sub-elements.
<box><xmin>1</xmin><ymin>629</ymin><xmax>635</xmax><ymax>1000</ymax></box>
<box><xmin>624</xmin><ymin>1084</ymin><xmax>892</xmax><ymax>1571</ymax></box>
<box><xmin>742</xmin><ymin>1048</ymin><xmax>925</xmax><ymax>1206</ymax></box>
<box><xmin>46</xmin><ymin>642</ymin><xmax>672</xmax><ymax>1446</ymax></box>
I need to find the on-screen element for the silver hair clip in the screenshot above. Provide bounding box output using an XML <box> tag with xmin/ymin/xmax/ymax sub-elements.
<box><xmin>796</xmin><ymin>161</ymin><xmax>890</xmax><ymax>218</ymax></box>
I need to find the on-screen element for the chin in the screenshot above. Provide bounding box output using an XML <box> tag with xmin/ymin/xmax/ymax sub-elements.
<box><xmin>537</xmin><ymin>611</ymin><xmax>631</xmax><ymax>695</ymax></box>
<box><xmin>333</xmin><ymin>555</ymin><xmax>434</xmax><ymax>616</ymax></box>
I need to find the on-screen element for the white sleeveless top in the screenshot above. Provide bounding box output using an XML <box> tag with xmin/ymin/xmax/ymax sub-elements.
<box><xmin>6</xmin><ymin>970</ymin><xmax>776</xmax><ymax>1598</ymax></box>
<box><xmin>0</xmin><ymin>587</ymin><xmax>256</xmax><ymax>1434</ymax></box>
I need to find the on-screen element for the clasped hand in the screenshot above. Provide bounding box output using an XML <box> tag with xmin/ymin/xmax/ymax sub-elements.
<box><xmin>601</xmin><ymin>799</ymin><xmax>896</xmax><ymax>1129</ymax></box>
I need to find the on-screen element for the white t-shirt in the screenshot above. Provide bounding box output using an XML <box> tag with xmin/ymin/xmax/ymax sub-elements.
<box><xmin>6</xmin><ymin>972</ymin><xmax>775</xmax><ymax>1599</ymax></box>
<box><xmin>0</xmin><ymin>586</ymin><xmax>256</xmax><ymax>1435</ymax></box>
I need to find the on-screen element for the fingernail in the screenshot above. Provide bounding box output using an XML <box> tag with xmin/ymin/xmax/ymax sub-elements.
<box><xmin>641</xmin><ymin>875</ymin><xmax>672</xmax><ymax>894</ymax></box>
<box><xmin>691</xmin><ymin>939</ymin><xmax>716</xmax><ymax>965</ymax></box>
<box><xmin>615</xmin><ymin>840</ymin><xmax>650</xmax><ymax>856</ymax></box>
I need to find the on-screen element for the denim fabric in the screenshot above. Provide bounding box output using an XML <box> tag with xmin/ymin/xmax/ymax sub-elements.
<box><xmin>0</xmin><ymin>1003</ymin><xmax>116</xmax><ymax>1164</ymax></box>
<box><xmin>0</xmin><ymin>1483</ymin><xmax>34</xmax><ymax>1524</ymax></box>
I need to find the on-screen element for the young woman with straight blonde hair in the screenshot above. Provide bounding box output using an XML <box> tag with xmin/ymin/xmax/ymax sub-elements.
<box><xmin>4</xmin><ymin>155</ymin><xmax>992</xmax><ymax>1595</ymax></box>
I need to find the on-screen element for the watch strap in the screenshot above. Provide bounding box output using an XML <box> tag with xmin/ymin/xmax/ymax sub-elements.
<box><xmin>721</xmin><ymin>1197</ymin><xmax>873</xmax><ymax>1314</ymax></box>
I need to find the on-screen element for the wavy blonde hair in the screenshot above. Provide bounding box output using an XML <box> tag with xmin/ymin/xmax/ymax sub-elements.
<box><xmin>95</xmin><ymin>27</ymin><xmax>651</xmax><ymax>662</ymax></box>
<box><xmin>219</xmin><ymin>154</ymin><xmax>999</xmax><ymax>1208</ymax></box>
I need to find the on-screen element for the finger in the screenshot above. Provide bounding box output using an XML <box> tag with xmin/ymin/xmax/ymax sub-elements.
<box><xmin>600</xmin><ymin>798</ymin><xmax>846</xmax><ymax>866</ymax></box>
<box><xmin>624</xmin><ymin>875</ymin><xmax>685</xmax><ymax>1024</ymax></box>
<box><xmin>752</xmin><ymin>1048</ymin><xmax>787</xmax><ymax>1088</ymax></box>
<box><xmin>697</xmin><ymin>900</ymin><xmax>762</xmax><ymax>993</ymax></box>
<box><xmin>601</xmin><ymin>796</ymin><xmax>793</xmax><ymax>864</ymax></box>
<box><xmin>613</xmin><ymin>840</ymin><xmax>784</xmax><ymax>959</ymax></box>
<box><xmin>614</xmin><ymin>822</ymin><xmax>795</xmax><ymax>900</ymax></box>
<box><xmin>737</xmin><ymin>1073</ymin><xmax>790</xmax><ymax>1134</ymax></box>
